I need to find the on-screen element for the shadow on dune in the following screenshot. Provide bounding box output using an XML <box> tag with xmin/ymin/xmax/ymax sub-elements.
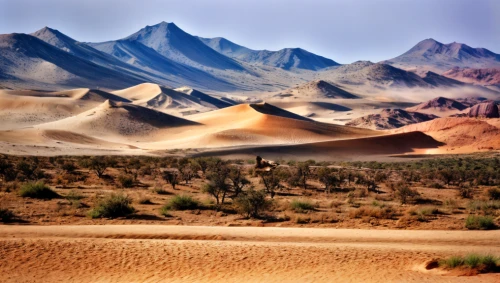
<box><xmin>191</xmin><ymin>131</ymin><xmax>445</xmax><ymax>161</ymax></box>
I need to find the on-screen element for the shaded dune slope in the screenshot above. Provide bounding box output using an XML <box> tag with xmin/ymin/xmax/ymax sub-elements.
<box><xmin>192</xmin><ymin>132</ymin><xmax>443</xmax><ymax>161</ymax></box>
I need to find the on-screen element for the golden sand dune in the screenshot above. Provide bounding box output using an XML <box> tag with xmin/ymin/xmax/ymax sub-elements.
<box><xmin>394</xmin><ymin>117</ymin><xmax>500</xmax><ymax>153</ymax></box>
<box><xmin>1</xmin><ymin>225</ymin><xmax>498</xmax><ymax>283</ymax></box>
<box><xmin>36</xmin><ymin>100</ymin><xmax>200</xmax><ymax>141</ymax></box>
<box><xmin>0</xmin><ymin>88</ymin><xmax>131</xmax><ymax>130</ymax></box>
<box><xmin>149</xmin><ymin>103</ymin><xmax>380</xmax><ymax>149</ymax></box>
<box><xmin>111</xmin><ymin>83</ymin><xmax>220</xmax><ymax>115</ymax></box>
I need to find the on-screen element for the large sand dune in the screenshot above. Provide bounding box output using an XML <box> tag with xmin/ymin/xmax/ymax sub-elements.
<box><xmin>1</xmin><ymin>225</ymin><xmax>499</xmax><ymax>283</ymax></box>
<box><xmin>36</xmin><ymin>100</ymin><xmax>200</xmax><ymax>141</ymax></box>
<box><xmin>0</xmin><ymin>88</ymin><xmax>128</xmax><ymax>130</ymax></box>
<box><xmin>394</xmin><ymin>117</ymin><xmax>500</xmax><ymax>153</ymax></box>
<box><xmin>112</xmin><ymin>83</ymin><xmax>226</xmax><ymax>115</ymax></box>
<box><xmin>193</xmin><ymin>131</ymin><xmax>443</xmax><ymax>161</ymax></box>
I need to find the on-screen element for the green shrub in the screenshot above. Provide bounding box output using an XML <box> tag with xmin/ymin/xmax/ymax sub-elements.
<box><xmin>465</xmin><ymin>215</ymin><xmax>496</xmax><ymax>230</ymax></box>
<box><xmin>478</xmin><ymin>255</ymin><xmax>498</xmax><ymax>270</ymax></box>
<box><xmin>234</xmin><ymin>189</ymin><xmax>271</xmax><ymax>218</ymax></box>
<box><xmin>440</xmin><ymin>256</ymin><xmax>464</xmax><ymax>268</ymax></box>
<box><xmin>0</xmin><ymin>208</ymin><xmax>15</xmax><ymax>222</ymax></box>
<box><xmin>290</xmin><ymin>200</ymin><xmax>315</xmax><ymax>212</ymax></box>
<box><xmin>89</xmin><ymin>193</ymin><xmax>135</xmax><ymax>218</ymax></box>
<box><xmin>440</xmin><ymin>254</ymin><xmax>498</xmax><ymax>271</ymax></box>
<box><xmin>162</xmin><ymin>195</ymin><xmax>198</xmax><ymax>211</ymax></box>
<box><xmin>464</xmin><ymin>254</ymin><xmax>482</xmax><ymax>268</ymax></box>
<box><xmin>19</xmin><ymin>182</ymin><xmax>59</xmax><ymax>199</ymax></box>
<box><xmin>66</xmin><ymin>190</ymin><xmax>84</xmax><ymax>201</ymax></box>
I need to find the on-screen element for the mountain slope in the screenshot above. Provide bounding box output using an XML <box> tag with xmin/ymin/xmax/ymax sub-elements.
<box><xmin>31</xmin><ymin>27</ymin><xmax>149</xmax><ymax>79</ymax></box>
<box><xmin>443</xmin><ymin>67</ymin><xmax>500</xmax><ymax>86</ymax></box>
<box><xmin>174</xmin><ymin>86</ymin><xmax>234</xmax><ymax>108</ymax></box>
<box><xmin>421</xmin><ymin>71</ymin><xmax>465</xmax><ymax>87</ymax></box>
<box><xmin>0</xmin><ymin>33</ymin><xmax>145</xmax><ymax>89</ymax></box>
<box><xmin>406</xmin><ymin>97</ymin><xmax>468</xmax><ymax>117</ymax></box>
<box><xmin>89</xmin><ymin>39</ymin><xmax>235</xmax><ymax>90</ymax></box>
<box><xmin>346</xmin><ymin>108</ymin><xmax>438</xmax><ymax>130</ymax></box>
<box><xmin>383</xmin><ymin>38</ymin><xmax>500</xmax><ymax>75</ymax></box>
<box><xmin>199</xmin><ymin>36</ymin><xmax>339</xmax><ymax>71</ymax></box>
<box><xmin>275</xmin><ymin>80</ymin><xmax>358</xmax><ymax>99</ymax></box>
<box><xmin>122</xmin><ymin>22</ymin><xmax>244</xmax><ymax>71</ymax></box>
<box><xmin>318</xmin><ymin>61</ymin><xmax>431</xmax><ymax>88</ymax></box>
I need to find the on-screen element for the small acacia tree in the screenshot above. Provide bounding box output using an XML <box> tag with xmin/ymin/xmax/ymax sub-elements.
<box><xmin>316</xmin><ymin>167</ymin><xmax>339</xmax><ymax>194</ymax></box>
<box><xmin>80</xmin><ymin>157</ymin><xmax>112</xmax><ymax>179</ymax></box>
<box><xmin>163</xmin><ymin>170</ymin><xmax>180</xmax><ymax>190</ymax></box>
<box><xmin>395</xmin><ymin>181</ymin><xmax>419</xmax><ymax>204</ymax></box>
<box><xmin>260</xmin><ymin>171</ymin><xmax>282</xmax><ymax>198</ymax></box>
<box><xmin>180</xmin><ymin>162</ymin><xmax>196</xmax><ymax>185</ymax></box>
<box><xmin>228</xmin><ymin>166</ymin><xmax>250</xmax><ymax>198</ymax></box>
<box><xmin>296</xmin><ymin>161</ymin><xmax>314</xmax><ymax>190</ymax></box>
<box><xmin>203</xmin><ymin>163</ymin><xmax>230</xmax><ymax>208</ymax></box>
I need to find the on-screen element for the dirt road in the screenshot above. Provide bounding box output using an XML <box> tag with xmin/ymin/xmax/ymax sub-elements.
<box><xmin>1</xmin><ymin>225</ymin><xmax>499</xmax><ymax>282</ymax></box>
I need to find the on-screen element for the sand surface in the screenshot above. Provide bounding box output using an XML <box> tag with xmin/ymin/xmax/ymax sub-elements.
<box><xmin>1</xmin><ymin>225</ymin><xmax>499</xmax><ymax>283</ymax></box>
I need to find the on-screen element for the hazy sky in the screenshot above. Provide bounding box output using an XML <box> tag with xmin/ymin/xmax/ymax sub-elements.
<box><xmin>1</xmin><ymin>0</ymin><xmax>498</xmax><ymax>63</ymax></box>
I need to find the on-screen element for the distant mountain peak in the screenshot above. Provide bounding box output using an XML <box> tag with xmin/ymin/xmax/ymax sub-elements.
<box><xmin>32</xmin><ymin>26</ymin><xmax>77</xmax><ymax>44</ymax></box>
<box><xmin>122</xmin><ymin>21</ymin><xmax>244</xmax><ymax>71</ymax></box>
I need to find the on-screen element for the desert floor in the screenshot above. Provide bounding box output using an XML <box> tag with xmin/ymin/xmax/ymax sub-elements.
<box><xmin>1</xmin><ymin>225</ymin><xmax>499</xmax><ymax>283</ymax></box>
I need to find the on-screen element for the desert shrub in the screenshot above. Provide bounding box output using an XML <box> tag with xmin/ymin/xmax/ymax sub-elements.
<box><xmin>290</xmin><ymin>200</ymin><xmax>315</xmax><ymax>213</ymax></box>
<box><xmin>88</xmin><ymin>193</ymin><xmax>135</xmax><ymax>218</ymax></box>
<box><xmin>163</xmin><ymin>195</ymin><xmax>198</xmax><ymax>211</ymax></box>
<box><xmin>395</xmin><ymin>182</ymin><xmax>419</xmax><ymax>204</ymax></box>
<box><xmin>468</xmin><ymin>200</ymin><xmax>500</xmax><ymax>215</ymax></box>
<box><xmin>440</xmin><ymin>256</ymin><xmax>464</xmax><ymax>268</ymax></box>
<box><xmin>138</xmin><ymin>197</ymin><xmax>153</xmax><ymax>204</ymax></box>
<box><xmin>0</xmin><ymin>208</ymin><xmax>15</xmax><ymax>222</ymax></box>
<box><xmin>464</xmin><ymin>254</ymin><xmax>482</xmax><ymax>269</ymax></box>
<box><xmin>295</xmin><ymin>216</ymin><xmax>310</xmax><ymax>224</ymax></box>
<box><xmin>19</xmin><ymin>182</ymin><xmax>59</xmax><ymax>199</ymax></box>
<box><xmin>234</xmin><ymin>189</ymin><xmax>271</xmax><ymax>218</ymax></box>
<box><xmin>458</xmin><ymin>186</ymin><xmax>474</xmax><ymax>199</ymax></box>
<box><xmin>429</xmin><ymin>182</ymin><xmax>444</xmax><ymax>189</ymax></box>
<box><xmin>152</xmin><ymin>187</ymin><xmax>169</xmax><ymax>195</ymax></box>
<box><xmin>465</xmin><ymin>215</ymin><xmax>496</xmax><ymax>230</ymax></box>
<box><xmin>349</xmin><ymin>206</ymin><xmax>396</xmax><ymax>219</ymax></box>
<box><xmin>60</xmin><ymin>162</ymin><xmax>76</xmax><ymax>173</ymax></box>
<box><xmin>440</xmin><ymin>254</ymin><xmax>498</xmax><ymax>271</ymax></box>
<box><xmin>65</xmin><ymin>190</ymin><xmax>84</xmax><ymax>201</ymax></box>
<box><xmin>408</xmin><ymin>206</ymin><xmax>442</xmax><ymax>222</ymax></box>
<box><xmin>487</xmin><ymin>187</ymin><xmax>500</xmax><ymax>200</ymax></box>
<box><xmin>117</xmin><ymin>174</ymin><xmax>134</xmax><ymax>188</ymax></box>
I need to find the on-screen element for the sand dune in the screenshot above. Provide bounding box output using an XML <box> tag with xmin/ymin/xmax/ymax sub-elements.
<box><xmin>112</xmin><ymin>83</ymin><xmax>222</xmax><ymax>115</ymax></box>
<box><xmin>136</xmin><ymin>103</ymin><xmax>378</xmax><ymax>150</ymax></box>
<box><xmin>36</xmin><ymin>100</ymin><xmax>201</xmax><ymax>141</ymax></box>
<box><xmin>0</xmin><ymin>88</ymin><xmax>123</xmax><ymax>130</ymax></box>
<box><xmin>193</xmin><ymin>131</ymin><xmax>443</xmax><ymax>161</ymax></box>
<box><xmin>394</xmin><ymin>117</ymin><xmax>500</xmax><ymax>153</ymax></box>
<box><xmin>3</xmin><ymin>225</ymin><xmax>498</xmax><ymax>283</ymax></box>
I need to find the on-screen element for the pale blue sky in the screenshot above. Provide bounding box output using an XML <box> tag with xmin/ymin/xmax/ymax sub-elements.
<box><xmin>1</xmin><ymin>0</ymin><xmax>498</xmax><ymax>63</ymax></box>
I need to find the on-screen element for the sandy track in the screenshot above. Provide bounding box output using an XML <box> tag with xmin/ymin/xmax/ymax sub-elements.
<box><xmin>1</xmin><ymin>226</ymin><xmax>499</xmax><ymax>283</ymax></box>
